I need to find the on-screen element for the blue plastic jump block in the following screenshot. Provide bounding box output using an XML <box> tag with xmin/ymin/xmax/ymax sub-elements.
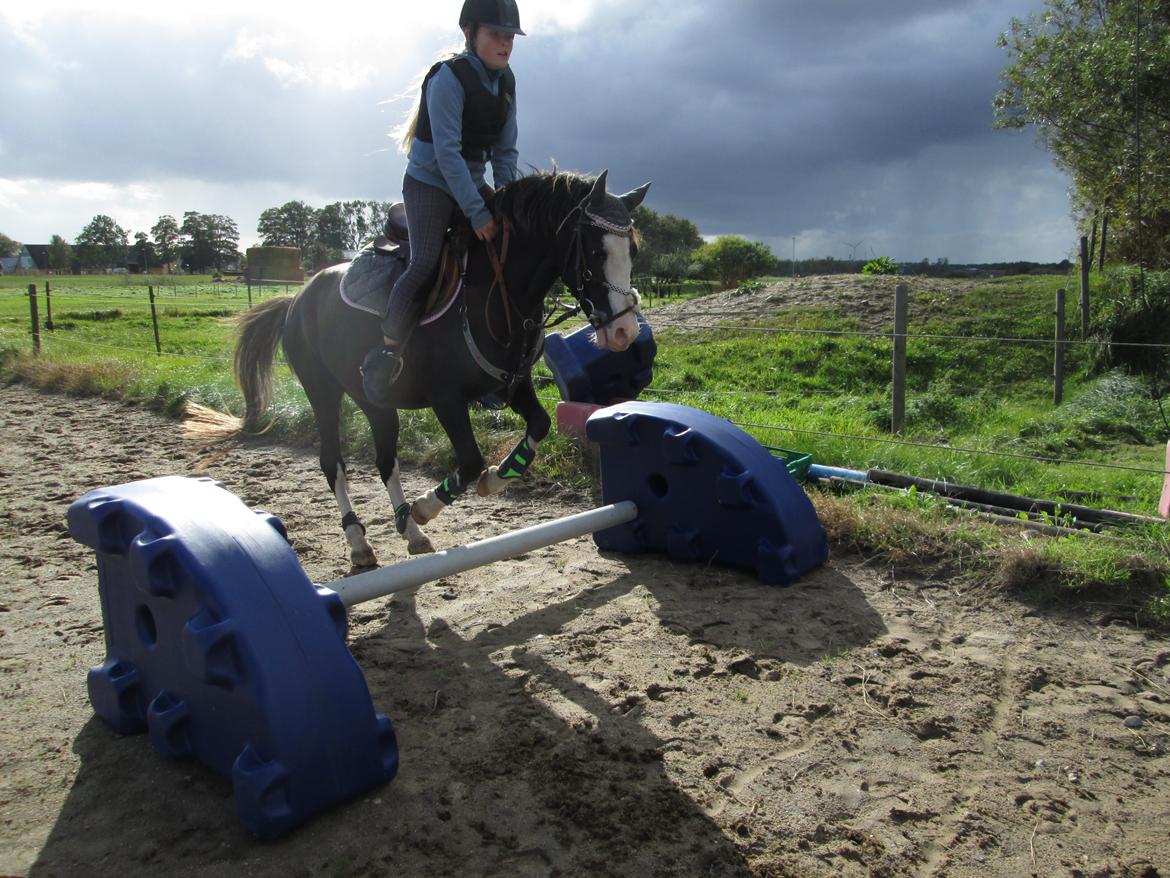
<box><xmin>543</xmin><ymin>315</ymin><xmax>657</xmax><ymax>404</ymax></box>
<box><xmin>67</xmin><ymin>476</ymin><xmax>397</xmax><ymax>838</ymax></box>
<box><xmin>586</xmin><ymin>402</ymin><xmax>828</xmax><ymax>585</ymax></box>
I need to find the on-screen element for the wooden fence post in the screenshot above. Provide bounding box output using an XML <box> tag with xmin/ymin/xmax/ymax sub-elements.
<box><xmin>1079</xmin><ymin>236</ymin><xmax>1090</xmax><ymax>339</ymax></box>
<box><xmin>1098</xmin><ymin>214</ymin><xmax>1108</xmax><ymax>271</ymax></box>
<box><xmin>1054</xmin><ymin>288</ymin><xmax>1065</xmax><ymax>406</ymax></box>
<box><xmin>148</xmin><ymin>285</ymin><xmax>162</xmax><ymax>355</ymax></box>
<box><xmin>27</xmin><ymin>284</ymin><xmax>40</xmax><ymax>356</ymax></box>
<box><xmin>44</xmin><ymin>281</ymin><xmax>54</xmax><ymax>330</ymax></box>
<box><xmin>891</xmin><ymin>283</ymin><xmax>907</xmax><ymax>434</ymax></box>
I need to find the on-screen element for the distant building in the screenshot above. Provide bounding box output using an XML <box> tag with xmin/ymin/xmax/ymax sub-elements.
<box><xmin>0</xmin><ymin>245</ymin><xmax>46</xmax><ymax>274</ymax></box>
<box><xmin>23</xmin><ymin>245</ymin><xmax>50</xmax><ymax>271</ymax></box>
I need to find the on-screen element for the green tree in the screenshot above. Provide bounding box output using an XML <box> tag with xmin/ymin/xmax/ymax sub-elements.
<box><xmin>995</xmin><ymin>0</ymin><xmax>1170</xmax><ymax>268</ymax></box>
<box><xmin>75</xmin><ymin>214</ymin><xmax>128</xmax><ymax>270</ymax></box>
<box><xmin>180</xmin><ymin>212</ymin><xmax>240</xmax><ymax>273</ymax></box>
<box><xmin>0</xmin><ymin>232</ymin><xmax>19</xmax><ymax>258</ymax></box>
<box><xmin>691</xmin><ymin>236</ymin><xmax>776</xmax><ymax>288</ymax></box>
<box><xmin>631</xmin><ymin>206</ymin><xmax>704</xmax><ymax>278</ymax></box>
<box><xmin>47</xmin><ymin>235</ymin><xmax>73</xmax><ymax>272</ymax></box>
<box><xmin>151</xmin><ymin>215</ymin><xmax>180</xmax><ymax>267</ymax></box>
<box><xmin>257</xmin><ymin>200</ymin><xmax>318</xmax><ymax>253</ymax></box>
<box><xmin>133</xmin><ymin>231</ymin><xmax>156</xmax><ymax>272</ymax></box>
<box><xmin>353</xmin><ymin>200</ymin><xmax>394</xmax><ymax>248</ymax></box>
<box><xmin>315</xmin><ymin>202</ymin><xmax>349</xmax><ymax>256</ymax></box>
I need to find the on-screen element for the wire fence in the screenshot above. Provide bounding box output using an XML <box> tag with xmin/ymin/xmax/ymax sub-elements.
<box><xmin>7</xmin><ymin>278</ymin><xmax>1170</xmax><ymax>487</ymax></box>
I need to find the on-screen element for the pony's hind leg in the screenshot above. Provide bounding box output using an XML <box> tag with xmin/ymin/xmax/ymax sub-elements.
<box><xmin>477</xmin><ymin>380</ymin><xmax>552</xmax><ymax>497</ymax></box>
<box><xmin>332</xmin><ymin>461</ymin><xmax>379</xmax><ymax>570</ymax></box>
<box><xmin>288</xmin><ymin>349</ymin><xmax>378</xmax><ymax>570</ymax></box>
<box><xmin>363</xmin><ymin>404</ymin><xmax>434</xmax><ymax>555</ymax></box>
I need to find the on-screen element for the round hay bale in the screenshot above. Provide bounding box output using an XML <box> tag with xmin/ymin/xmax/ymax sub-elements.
<box><xmin>245</xmin><ymin>247</ymin><xmax>304</xmax><ymax>283</ymax></box>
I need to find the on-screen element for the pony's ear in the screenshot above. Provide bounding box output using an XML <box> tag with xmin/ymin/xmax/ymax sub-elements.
<box><xmin>619</xmin><ymin>182</ymin><xmax>652</xmax><ymax>212</ymax></box>
<box><xmin>588</xmin><ymin>169</ymin><xmax>609</xmax><ymax>206</ymax></box>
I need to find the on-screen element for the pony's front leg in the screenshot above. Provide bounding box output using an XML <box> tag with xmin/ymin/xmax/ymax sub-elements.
<box><xmin>477</xmin><ymin>380</ymin><xmax>552</xmax><ymax>497</ymax></box>
<box><xmin>364</xmin><ymin>402</ymin><xmax>434</xmax><ymax>556</ymax></box>
<box><xmin>411</xmin><ymin>397</ymin><xmax>486</xmax><ymax>526</ymax></box>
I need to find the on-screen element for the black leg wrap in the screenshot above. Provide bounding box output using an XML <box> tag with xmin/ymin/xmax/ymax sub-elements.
<box><xmin>434</xmin><ymin>471</ymin><xmax>466</xmax><ymax>506</ymax></box>
<box><xmin>340</xmin><ymin>510</ymin><xmax>365</xmax><ymax>535</ymax></box>
<box><xmin>394</xmin><ymin>503</ymin><xmax>412</xmax><ymax>535</ymax></box>
<box><xmin>497</xmin><ymin>437</ymin><xmax>536</xmax><ymax>481</ymax></box>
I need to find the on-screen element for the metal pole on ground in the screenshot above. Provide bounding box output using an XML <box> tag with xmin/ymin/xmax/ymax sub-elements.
<box><xmin>330</xmin><ymin>501</ymin><xmax>638</xmax><ymax>607</ymax></box>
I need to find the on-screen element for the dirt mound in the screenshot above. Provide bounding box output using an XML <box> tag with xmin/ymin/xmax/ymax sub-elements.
<box><xmin>649</xmin><ymin>275</ymin><xmax>982</xmax><ymax>333</ymax></box>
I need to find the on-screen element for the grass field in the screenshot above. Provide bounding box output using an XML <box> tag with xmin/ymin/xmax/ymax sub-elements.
<box><xmin>2</xmin><ymin>270</ymin><xmax>1168</xmax><ymax>609</ymax></box>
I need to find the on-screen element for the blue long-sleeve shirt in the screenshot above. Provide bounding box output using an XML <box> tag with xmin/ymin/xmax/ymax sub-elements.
<box><xmin>406</xmin><ymin>52</ymin><xmax>519</xmax><ymax>230</ymax></box>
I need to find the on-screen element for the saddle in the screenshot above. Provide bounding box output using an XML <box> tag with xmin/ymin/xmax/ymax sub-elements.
<box><xmin>371</xmin><ymin>202</ymin><xmax>411</xmax><ymax>255</ymax></box>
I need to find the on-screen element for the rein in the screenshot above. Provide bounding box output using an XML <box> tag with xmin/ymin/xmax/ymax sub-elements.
<box><xmin>483</xmin><ymin>220</ymin><xmax>513</xmax><ymax>345</ymax></box>
<box><xmin>461</xmin><ymin>218</ymin><xmax>543</xmax><ymax>399</ymax></box>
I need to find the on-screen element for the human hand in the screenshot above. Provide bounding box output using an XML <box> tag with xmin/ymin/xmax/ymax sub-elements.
<box><xmin>475</xmin><ymin>218</ymin><xmax>498</xmax><ymax>242</ymax></box>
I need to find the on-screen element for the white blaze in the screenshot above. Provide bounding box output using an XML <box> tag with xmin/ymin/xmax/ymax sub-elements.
<box><xmin>597</xmin><ymin>232</ymin><xmax>640</xmax><ymax>351</ymax></box>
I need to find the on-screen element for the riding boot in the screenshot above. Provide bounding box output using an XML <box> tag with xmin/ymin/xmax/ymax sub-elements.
<box><xmin>360</xmin><ymin>343</ymin><xmax>404</xmax><ymax>408</ymax></box>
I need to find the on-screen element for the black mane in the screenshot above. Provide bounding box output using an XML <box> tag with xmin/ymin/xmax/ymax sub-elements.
<box><xmin>493</xmin><ymin>171</ymin><xmax>597</xmax><ymax>239</ymax></box>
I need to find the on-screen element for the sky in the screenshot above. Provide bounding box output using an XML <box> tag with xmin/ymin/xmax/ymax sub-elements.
<box><xmin>0</xmin><ymin>0</ymin><xmax>1074</xmax><ymax>264</ymax></box>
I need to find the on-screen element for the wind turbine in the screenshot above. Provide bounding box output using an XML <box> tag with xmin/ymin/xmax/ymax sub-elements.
<box><xmin>843</xmin><ymin>240</ymin><xmax>864</xmax><ymax>260</ymax></box>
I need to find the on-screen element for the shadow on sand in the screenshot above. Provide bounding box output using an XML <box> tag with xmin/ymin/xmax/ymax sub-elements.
<box><xmin>31</xmin><ymin>554</ymin><xmax>884</xmax><ymax>877</ymax></box>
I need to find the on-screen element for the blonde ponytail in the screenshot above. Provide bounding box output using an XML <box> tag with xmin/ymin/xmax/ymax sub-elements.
<box><xmin>397</xmin><ymin>102</ymin><xmax>420</xmax><ymax>155</ymax></box>
<box><xmin>393</xmin><ymin>43</ymin><xmax>466</xmax><ymax>156</ymax></box>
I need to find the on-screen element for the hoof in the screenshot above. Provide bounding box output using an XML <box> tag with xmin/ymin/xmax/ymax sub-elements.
<box><xmin>411</xmin><ymin>496</ymin><xmax>443</xmax><ymax>525</ymax></box>
<box><xmin>347</xmin><ymin>561</ymin><xmax>379</xmax><ymax>576</ymax></box>
<box><xmin>350</xmin><ymin>547</ymin><xmax>378</xmax><ymax>569</ymax></box>
<box><xmin>476</xmin><ymin>466</ymin><xmax>506</xmax><ymax>497</ymax></box>
<box><xmin>475</xmin><ymin>469</ymin><xmax>493</xmax><ymax>497</ymax></box>
<box><xmin>408</xmin><ymin>536</ymin><xmax>435</xmax><ymax>555</ymax></box>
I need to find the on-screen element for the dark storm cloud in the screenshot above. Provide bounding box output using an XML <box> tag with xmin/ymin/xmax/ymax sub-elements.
<box><xmin>509</xmin><ymin>0</ymin><xmax>1060</xmax><ymax>260</ymax></box>
<box><xmin>1</xmin><ymin>1</ymin><xmax>1070</xmax><ymax>261</ymax></box>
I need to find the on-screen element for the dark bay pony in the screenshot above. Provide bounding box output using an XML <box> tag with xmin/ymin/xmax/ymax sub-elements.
<box><xmin>232</xmin><ymin>170</ymin><xmax>650</xmax><ymax>568</ymax></box>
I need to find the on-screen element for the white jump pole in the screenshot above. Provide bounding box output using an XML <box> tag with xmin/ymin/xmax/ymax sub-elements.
<box><xmin>327</xmin><ymin>500</ymin><xmax>639</xmax><ymax>607</ymax></box>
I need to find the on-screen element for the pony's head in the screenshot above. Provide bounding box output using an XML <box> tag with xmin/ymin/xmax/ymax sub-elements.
<box><xmin>554</xmin><ymin>169</ymin><xmax>651</xmax><ymax>353</ymax></box>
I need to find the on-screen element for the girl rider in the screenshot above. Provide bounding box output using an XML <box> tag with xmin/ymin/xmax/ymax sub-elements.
<box><xmin>361</xmin><ymin>0</ymin><xmax>524</xmax><ymax>406</ymax></box>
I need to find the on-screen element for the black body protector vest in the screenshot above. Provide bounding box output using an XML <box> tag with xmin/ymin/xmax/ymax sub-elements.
<box><xmin>415</xmin><ymin>57</ymin><xmax>516</xmax><ymax>164</ymax></box>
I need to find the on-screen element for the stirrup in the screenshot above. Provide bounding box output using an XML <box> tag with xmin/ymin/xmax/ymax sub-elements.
<box><xmin>360</xmin><ymin>346</ymin><xmax>405</xmax><ymax>407</ymax></box>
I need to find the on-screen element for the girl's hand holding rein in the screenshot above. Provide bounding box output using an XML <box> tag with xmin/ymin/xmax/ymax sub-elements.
<box><xmin>475</xmin><ymin>218</ymin><xmax>499</xmax><ymax>241</ymax></box>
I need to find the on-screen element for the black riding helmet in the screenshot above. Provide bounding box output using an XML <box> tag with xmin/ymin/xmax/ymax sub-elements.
<box><xmin>459</xmin><ymin>0</ymin><xmax>526</xmax><ymax>35</ymax></box>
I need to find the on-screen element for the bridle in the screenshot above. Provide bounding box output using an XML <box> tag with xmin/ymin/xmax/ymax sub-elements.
<box><xmin>556</xmin><ymin>197</ymin><xmax>641</xmax><ymax>331</ymax></box>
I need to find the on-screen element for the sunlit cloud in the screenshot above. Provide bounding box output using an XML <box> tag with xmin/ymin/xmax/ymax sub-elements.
<box><xmin>58</xmin><ymin>182</ymin><xmax>120</xmax><ymax>202</ymax></box>
<box><xmin>0</xmin><ymin>179</ymin><xmax>32</xmax><ymax>212</ymax></box>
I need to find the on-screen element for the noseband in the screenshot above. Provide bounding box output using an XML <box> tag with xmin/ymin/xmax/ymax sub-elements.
<box><xmin>557</xmin><ymin>200</ymin><xmax>641</xmax><ymax>331</ymax></box>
